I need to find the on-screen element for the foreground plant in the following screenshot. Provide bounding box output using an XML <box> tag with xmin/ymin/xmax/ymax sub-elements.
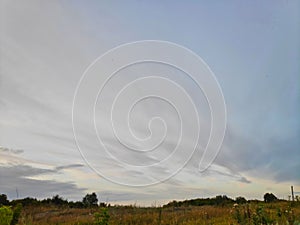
<box><xmin>94</xmin><ymin>208</ymin><xmax>110</xmax><ymax>225</ymax></box>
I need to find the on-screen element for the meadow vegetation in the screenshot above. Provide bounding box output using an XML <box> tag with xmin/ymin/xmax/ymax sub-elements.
<box><xmin>1</xmin><ymin>193</ymin><xmax>299</xmax><ymax>224</ymax></box>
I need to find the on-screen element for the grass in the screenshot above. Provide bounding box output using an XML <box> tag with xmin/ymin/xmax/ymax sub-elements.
<box><xmin>15</xmin><ymin>201</ymin><xmax>300</xmax><ymax>225</ymax></box>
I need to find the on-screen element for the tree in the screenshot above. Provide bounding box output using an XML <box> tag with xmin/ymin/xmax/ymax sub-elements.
<box><xmin>235</xmin><ymin>196</ymin><xmax>247</xmax><ymax>204</ymax></box>
<box><xmin>0</xmin><ymin>194</ymin><xmax>9</xmax><ymax>206</ymax></box>
<box><xmin>214</xmin><ymin>195</ymin><xmax>233</xmax><ymax>206</ymax></box>
<box><xmin>83</xmin><ymin>193</ymin><xmax>98</xmax><ymax>207</ymax></box>
<box><xmin>69</xmin><ymin>201</ymin><xmax>84</xmax><ymax>208</ymax></box>
<box><xmin>263</xmin><ymin>193</ymin><xmax>277</xmax><ymax>203</ymax></box>
<box><xmin>51</xmin><ymin>195</ymin><xmax>67</xmax><ymax>206</ymax></box>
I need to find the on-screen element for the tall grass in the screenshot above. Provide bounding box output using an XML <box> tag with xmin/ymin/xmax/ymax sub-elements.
<box><xmin>15</xmin><ymin>201</ymin><xmax>300</xmax><ymax>225</ymax></box>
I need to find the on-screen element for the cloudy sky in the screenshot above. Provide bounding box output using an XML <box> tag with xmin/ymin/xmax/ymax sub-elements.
<box><xmin>0</xmin><ymin>0</ymin><xmax>299</xmax><ymax>205</ymax></box>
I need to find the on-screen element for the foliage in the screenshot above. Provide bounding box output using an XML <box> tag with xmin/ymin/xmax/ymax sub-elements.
<box><xmin>233</xmin><ymin>204</ymin><xmax>251</xmax><ymax>225</ymax></box>
<box><xmin>68</xmin><ymin>201</ymin><xmax>84</xmax><ymax>208</ymax></box>
<box><xmin>236</xmin><ymin>196</ymin><xmax>247</xmax><ymax>204</ymax></box>
<box><xmin>164</xmin><ymin>195</ymin><xmax>234</xmax><ymax>207</ymax></box>
<box><xmin>10</xmin><ymin>203</ymin><xmax>22</xmax><ymax>225</ymax></box>
<box><xmin>1</xmin><ymin>192</ymin><xmax>300</xmax><ymax>224</ymax></box>
<box><xmin>94</xmin><ymin>208</ymin><xmax>110</xmax><ymax>225</ymax></box>
<box><xmin>0</xmin><ymin>206</ymin><xmax>13</xmax><ymax>225</ymax></box>
<box><xmin>232</xmin><ymin>203</ymin><xmax>300</xmax><ymax>225</ymax></box>
<box><xmin>83</xmin><ymin>193</ymin><xmax>98</xmax><ymax>207</ymax></box>
<box><xmin>215</xmin><ymin>195</ymin><xmax>234</xmax><ymax>206</ymax></box>
<box><xmin>11</xmin><ymin>201</ymin><xmax>300</xmax><ymax>225</ymax></box>
<box><xmin>157</xmin><ymin>207</ymin><xmax>162</xmax><ymax>225</ymax></box>
<box><xmin>0</xmin><ymin>195</ymin><xmax>9</xmax><ymax>206</ymax></box>
<box><xmin>2</xmin><ymin>193</ymin><xmax>106</xmax><ymax>209</ymax></box>
<box><xmin>252</xmin><ymin>205</ymin><xmax>275</xmax><ymax>225</ymax></box>
<box><xmin>0</xmin><ymin>204</ymin><xmax>22</xmax><ymax>225</ymax></box>
<box><xmin>11</xmin><ymin>197</ymin><xmax>37</xmax><ymax>207</ymax></box>
<box><xmin>50</xmin><ymin>195</ymin><xmax>68</xmax><ymax>206</ymax></box>
<box><xmin>263</xmin><ymin>193</ymin><xmax>278</xmax><ymax>203</ymax></box>
<box><xmin>284</xmin><ymin>204</ymin><xmax>296</xmax><ymax>224</ymax></box>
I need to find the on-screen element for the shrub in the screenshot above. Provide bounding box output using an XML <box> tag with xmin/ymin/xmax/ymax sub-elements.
<box><xmin>0</xmin><ymin>206</ymin><xmax>13</xmax><ymax>225</ymax></box>
<box><xmin>236</xmin><ymin>196</ymin><xmax>247</xmax><ymax>204</ymax></box>
<box><xmin>11</xmin><ymin>203</ymin><xmax>22</xmax><ymax>225</ymax></box>
<box><xmin>233</xmin><ymin>204</ymin><xmax>251</xmax><ymax>225</ymax></box>
<box><xmin>94</xmin><ymin>208</ymin><xmax>110</xmax><ymax>225</ymax></box>
<box><xmin>252</xmin><ymin>205</ymin><xmax>275</xmax><ymax>225</ymax></box>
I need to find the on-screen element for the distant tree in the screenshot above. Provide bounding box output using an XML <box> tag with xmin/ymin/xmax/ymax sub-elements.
<box><xmin>69</xmin><ymin>201</ymin><xmax>84</xmax><ymax>208</ymax></box>
<box><xmin>51</xmin><ymin>195</ymin><xmax>67</xmax><ymax>206</ymax></box>
<box><xmin>99</xmin><ymin>202</ymin><xmax>107</xmax><ymax>207</ymax></box>
<box><xmin>235</xmin><ymin>196</ymin><xmax>247</xmax><ymax>204</ymax></box>
<box><xmin>0</xmin><ymin>194</ymin><xmax>9</xmax><ymax>206</ymax></box>
<box><xmin>41</xmin><ymin>198</ymin><xmax>51</xmax><ymax>205</ymax></box>
<box><xmin>263</xmin><ymin>193</ymin><xmax>278</xmax><ymax>203</ymax></box>
<box><xmin>83</xmin><ymin>193</ymin><xmax>98</xmax><ymax>207</ymax></box>
<box><xmin>11</xmin><ymin>197</ymin><xmax>38</xmax><ymax>207</ymax></box>
<box><xmin>215</xmin><ymin>195</ymin><xmax>233</xmax><ymax>206</ymax></box>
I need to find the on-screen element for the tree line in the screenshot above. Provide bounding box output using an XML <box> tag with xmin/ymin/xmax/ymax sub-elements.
<box><xmin>164</xmin><ymin>193</ymin><xmax>280</xmax><ymax>208</ymax></box>
<box><xmin>0</xmin><ymin>192</ymin><xmax>282</xmax><ymax>209</ymax></box>
<box><xmin>0</xmin><ymin>192</ymin><xmax>107</xmax><ymax>208</ymax></box>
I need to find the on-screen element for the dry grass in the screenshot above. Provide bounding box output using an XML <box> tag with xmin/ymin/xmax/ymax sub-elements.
<box><xmin>18</xmin><ymin>202</ymin><xmax>300</xmax><ymax>225</ymax></box>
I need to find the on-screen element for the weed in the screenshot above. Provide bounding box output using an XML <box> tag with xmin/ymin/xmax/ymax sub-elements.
<box><xmin>94</xmin><ymin>208</ymin><xmax>110</xmax><ymax>225</ymax></box>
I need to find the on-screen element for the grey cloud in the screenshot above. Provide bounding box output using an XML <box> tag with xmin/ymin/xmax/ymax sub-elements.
<box><xmin>0</xmin><ymin>164</ymin><xmax>86</xmax><ymax>200</ymax></box>
<box><xmin>0</xmin><ymin>146</ymin><xmax>24</xmax><ymax>155</ymax></box>
<box><xmin>215</xmin><ymin>127</ymin><xmax>300</xmax><ymax>184</ymax></box>
<box><xmin>239</xmin><ymin>177</ymin><xmax>251</xmax><ymax>184</ymax></box>
<box><xmin>266</xmin><ymin>137</ymin><xmax>300</xmax><ymax>183</ymax></box>
<box><xmin>195</xmin><ymin>164</ymin><xmax>252</xmax><ymax>184</ymax></box>
<box><xmin>215</xmin><ymin>129</ymin><xmax>267</xmax><ymax>172</ymax></box>
<box><xmin>55</xmin><ymin>164</ymin><xmax>84</xmax><ymax>171</ymax></box>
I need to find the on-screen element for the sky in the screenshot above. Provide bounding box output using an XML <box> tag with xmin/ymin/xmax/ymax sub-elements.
<box><xmin>0</xmin><ymin>0</ymin><xmax>299</xmax><ymax>206</ymax></box>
